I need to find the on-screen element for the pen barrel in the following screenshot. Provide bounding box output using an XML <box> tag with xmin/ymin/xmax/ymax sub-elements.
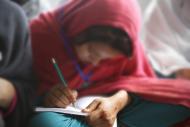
<box><xmin>53</xmin><ymin>63</ymin><xmax>67</xmax><ymax>87</ymax></box>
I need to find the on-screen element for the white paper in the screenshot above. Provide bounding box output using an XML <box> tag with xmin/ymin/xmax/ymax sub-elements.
<box><xmin>35</xmin><ymin>96</ymin><xmax>100</xmax><ymax>116</ymax></box>
<box><xmin>35</xmin><ymin>106</ymin><xmax>88</xmax><ymax>116</ymax></box>
<box><xmin>35</xmin><ymin>96</ymin><xmax>117</xmax><ymax>127</ymax></box>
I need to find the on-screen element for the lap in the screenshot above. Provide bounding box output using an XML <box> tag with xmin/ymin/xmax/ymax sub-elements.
<box><xmin>28</xmin><ymin>112</ymin><xmax>88</xmax><ymax>127</ymax></box>
<box><xmin>118</xmin><ymin>95</ymin><xmax>190</xmax><ymax>127</ymax></box>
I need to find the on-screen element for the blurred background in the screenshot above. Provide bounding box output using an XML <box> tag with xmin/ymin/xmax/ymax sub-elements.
<box><xmin>20</xmin><ymin>0</ymin><xmax>151</xmax><ymax>20</ymax></box>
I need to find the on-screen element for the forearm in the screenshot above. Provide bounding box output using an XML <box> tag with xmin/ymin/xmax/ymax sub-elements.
<box><xmin>4</xmin><ymin>79</ymin><xmax>35</xmax><ymax>127</ymax></box>
<box><xmin>0</xmin><ymin>78</ymin><xmax>16</xmax><ymax>109</ymax></box>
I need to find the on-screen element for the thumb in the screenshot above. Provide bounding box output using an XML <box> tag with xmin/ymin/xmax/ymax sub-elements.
<box><xmin>83</xmin><ymin>99</ymin><xmax>100</xmax><ymax>113</ymax></box>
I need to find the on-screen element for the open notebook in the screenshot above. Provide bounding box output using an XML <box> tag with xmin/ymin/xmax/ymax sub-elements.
<box><xmin>35</xmin><ymin>96</ymin><xmax>117</xmax><ymax>127</ymax></box>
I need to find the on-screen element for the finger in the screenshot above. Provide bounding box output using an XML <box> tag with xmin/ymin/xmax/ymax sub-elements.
<box><xmin>52</xmin><ymin>84</ymin><xmax>70</xmax><ymax>106</ymax></box>
<box><xmin>50</xmin><ymin>89</ymin><xmax>70</xmax><ymax>108</ymax></box>
<box><xmin>44</xmin><ymin>93</ymin><xmax>56</xmax><ymax>107</ymax></box>
<box><xmin>67</xmin><ymin>89</ymin><xmax>78</xmax><ymax>102</ymax></box>
<box><xmin>72</xmin><ymin>90</ymin><xmax>78</xmax><ymax>102</ymax></box>
<box><xmin>88</xmin><ymin>108</ymin><xmax>102</xmax><ymax>122</ymax></box>
<box><xmin>91</xmin><ymin>116</ymin><xmax>114</xmax><ymax>127</ymax></box>
<box><xmin>45</xmin><ymin>94</ymin><xmax>60</xmax><ymax>107</ymax></box>
<box><xmin>83</xmin><ymin>99</ymin><xmax>100</xmax><ymax>113</ymax></box>
<box><xmin>56</xmin><ymin>88</ymin><xmax>70</xmax><ymax>105</ymax></box>
<box><xmin>44</xmin><ymin>96</ymin><xmax>54</xmax><ymax>107</ymax></box>
<box><xmin>51</xmin><ymin>87</ymin><xmax>69</xmax><ymax>106</ymax></box>
<box><xmin>55</xmin><ymin>99</ymin><xmax>67</xmax><ymax>108</ymax></box>
<box><xmin>59</xmin><ymin>86</ymin><xmax>77</xmax><ymax>103</ymax></box>
<box><xmin>93</xmin><ymin>122</ymin><xmax>110</xmax><ymax>127</ymax></box>
<box><xmin>87</xmin><ymin>113</ymin><xmax>108</xmax><ymax>127</ymax></box>
<box><xmin>45</xmin><ymin>85</ymin><xmax>62</xmax><ymax>107</ymax></box>
<box><xmin>86</xmin><ymin>107</ymin><xmax>102</xmax><ymax>126</ymax></box>
<box><xmin>87</xmin><ymin>104</ymin><xmax>114</xmax><ymax>126</ymax></box>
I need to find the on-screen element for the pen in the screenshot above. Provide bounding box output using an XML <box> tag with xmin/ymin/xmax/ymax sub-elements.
<box><xmin>51</xmin><ymin>58</ymin><xmax>75</xmax><ymax>107</ymax></box>
<box><xmin>52</xmin><ymin>58</ymin><xmax>67</xmax><ymax>87</ymax></box>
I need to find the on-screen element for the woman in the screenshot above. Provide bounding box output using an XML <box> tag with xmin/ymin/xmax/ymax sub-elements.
<box><xmin>30</xmin><ymin>0</ymin><xmax>190</xmax><ymax>127</ymax></box>
<box><xmin>0</xmin><ymin>0</ymin><xmax>35</xmax><ymax>127</ymax></box>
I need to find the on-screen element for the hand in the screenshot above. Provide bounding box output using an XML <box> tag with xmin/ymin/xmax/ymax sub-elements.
<box><xmin>175</xmin><ymin>68</ymin><xmax>190</xmax><ymax>80</ymax></box>
<box><xmin>0</xmin><ymin>78</ymin><xmax>16</xmax><ymax>109</ymax></box>
<box><xmin>83</xmin><ymin>90</ymin><xmax>130</xmax><ymax>127</ymax></box>
<box><xmin>44</xmin><ymin>84</ymin><xmax>78</xmax><ymax>108</ymax></box>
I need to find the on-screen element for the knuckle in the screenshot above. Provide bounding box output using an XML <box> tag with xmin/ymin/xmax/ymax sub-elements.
<box><xmin>101</xmin><ymin>109</ymin><xmax>108</xmax><ymax>115</ymax></box>
<box><xmin>94</xmin><ymin>99</ymin><xmax>100</xmax><ymax>103</ymax></box>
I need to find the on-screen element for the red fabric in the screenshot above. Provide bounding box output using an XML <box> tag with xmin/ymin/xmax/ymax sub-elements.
<box><xmin>30</xmin><ymin>0</ymin><xmax>190</xmax><ymax>109</ymax></box>
<box><xmin>174</xmin><ymin>118</ymin><xmax>190</xmax><ymax>127</ymax></box>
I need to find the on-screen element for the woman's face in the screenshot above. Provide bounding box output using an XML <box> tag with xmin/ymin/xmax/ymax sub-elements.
<box><xmin>74</xmin><ymin>41</ymin><xmax>123</xmax><ymax>66</ymax></box>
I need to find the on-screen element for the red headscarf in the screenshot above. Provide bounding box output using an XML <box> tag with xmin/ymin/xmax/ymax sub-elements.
<box><xmin>30</xmin><ymin>0</ymin><xmax>190</xmax><ymax>109</ymax></box>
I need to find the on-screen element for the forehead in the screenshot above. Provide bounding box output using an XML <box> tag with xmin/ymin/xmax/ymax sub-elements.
<box><xmin>87</xmin><ymin>41</ymin><xmax>121</xmax><ymax>53</ymax></box>
<box><xmin>87</xmin><ymin>41</ymin><xmax>111</xmax><ymax>48</ymax></box>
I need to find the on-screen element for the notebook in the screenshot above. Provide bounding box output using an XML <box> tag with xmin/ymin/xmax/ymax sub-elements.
<box><xmin>35</xmin><ymin>96</ymin><xmax>117</xmax><ymax>127</ymax></box>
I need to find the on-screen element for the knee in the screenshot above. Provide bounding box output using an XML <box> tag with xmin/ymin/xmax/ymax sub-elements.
<box><xmin>28</xmin><ymin>112</ymin><xmax>89</xmax><ymax>127</ymax></box>
<box><xmin>29</xmin><ymin>112</ymin><xmax>69</xmax><ymax>127</ymax></box>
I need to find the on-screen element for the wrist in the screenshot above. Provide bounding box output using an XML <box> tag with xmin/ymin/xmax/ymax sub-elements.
<box><xmin>111</xmin><ymin>90</ymin><xmax>130</xmax><ymax>112</ymax></box>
